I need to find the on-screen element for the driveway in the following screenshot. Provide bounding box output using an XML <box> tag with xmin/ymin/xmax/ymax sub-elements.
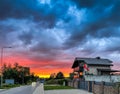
<box><xmin>45</xmin><ymin>89</ymin><xmax>93</xmax><ymax>94</ymax></box>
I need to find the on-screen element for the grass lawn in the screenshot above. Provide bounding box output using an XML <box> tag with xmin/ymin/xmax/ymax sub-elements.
<box><xmin>0</xmin><ymin>84</ymin><xmax>20</xmax><ymax>89</ymax></box>
<box><xmin>44</xmin><ymin>85</ymin><xmax>74</xmax><ymax>90</ymax></box>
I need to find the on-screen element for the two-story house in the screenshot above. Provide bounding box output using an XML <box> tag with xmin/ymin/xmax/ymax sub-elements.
<box><xmin>72</xmin><ymin>57</ymin><xmax>119</xmax><ymax>79</ymax></box>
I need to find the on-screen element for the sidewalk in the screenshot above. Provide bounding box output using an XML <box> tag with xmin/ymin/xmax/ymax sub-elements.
<box><xmin>45</xmin><ymin>89</ymin><xmax>93</xmax><ymax>94</ymax></box>
<box><xmin>33</xmin><ymin>83</ymin><xmax>44</xmax><ymax>94</ymax></box>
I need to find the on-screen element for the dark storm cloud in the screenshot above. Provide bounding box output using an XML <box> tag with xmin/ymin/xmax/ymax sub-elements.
<box><xmin>0</xmin><ymin>0</ymin><xmax>70</xmax><ymax>28</ymax></box>
<box><xmin>0</xmin><ymin>22</ymin><xmax>16</xmax><ymax>47</ymax></box>
<box><xmin>104</xmin><ymin>38</ymin><xmax>120</xmax><ymax>53</ymax></box>
<box><xmin>0</xmin><ymin>0</ymin><xmax>38</xmax><ymax>19</ymax></box>
<box><xmin>18</xmin><ymin>31</ymin><xmax>34</xmax><ymax>45</ymax></box>
<box><xmin>29</xmin><ymin>30</ymin><xmax>63</xmax><ymax>61</ymax></box>
<box><xmin>71</xmin><ymin>0</ymin><xmax>116</xmax><ymax>9</ymax></box>
<box><xmin>63</xmin><ymin>0</ymin><xmax>120</xmax><ymax>51</ymax></box>
<box><xmin>0</xmin><ymin>0</ymin><xmax>120</xmax><ymax>69</ymax></box>
<box><xmin>71</xmin><ymin>0</ymin><xmax>97</xmax><ymax>8</ymax></box>
<box><xmin>0</xmin><ymin>0</ymin><xmax>55</xmax><ymax>28</ymax></box>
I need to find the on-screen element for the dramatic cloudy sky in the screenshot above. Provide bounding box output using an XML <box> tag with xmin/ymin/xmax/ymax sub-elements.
<box><xmin>0</xmin><ymin>0</ymin><xmax>120</xmax><ymax>77</ymax></box>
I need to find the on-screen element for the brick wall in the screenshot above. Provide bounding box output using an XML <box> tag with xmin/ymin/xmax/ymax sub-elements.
<box><xmin>93</xmin><ymin>82</ymin><xmax>119</xmax><ymax>94</ymax></box>
<box><xmin>73</xmin><ymin>80</ymin><xmax>79</xmax><ymax>88</ymax></box>
<box><xmin>104</xmin><ymin>86</ymin><xmax>118</xmax><ymax>94</ymax></box>
<box><xmin>93</xmin><ymin>85</ymin><xmax>102</xmax><ymax>94</ymax></box>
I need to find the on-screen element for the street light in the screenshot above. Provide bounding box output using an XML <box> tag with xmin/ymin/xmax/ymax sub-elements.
<box><xmin>0</xmin><ymin>47</ymin><xmax>12</xmax><ymax>87</ymax></box>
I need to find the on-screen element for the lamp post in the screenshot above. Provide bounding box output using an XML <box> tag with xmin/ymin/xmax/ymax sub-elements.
<box><xmin>0</xmin><ymin>47</ymin><xmax>12</xmax><ymax>87</ymax></box>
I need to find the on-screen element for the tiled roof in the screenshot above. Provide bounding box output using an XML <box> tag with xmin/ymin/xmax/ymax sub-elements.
<box><xmin>76</xmin><ymin>57</ymin><xmax>112</xmax><ymax>65</ymax></box>
<box><xmin>72</xmin><ymin>57</ymin><xmax>113</xmax><ymax>68</ymax></box>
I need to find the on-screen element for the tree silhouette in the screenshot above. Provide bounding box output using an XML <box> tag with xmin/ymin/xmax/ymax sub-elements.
<box><xmin>50</xmin><ymin>73</ymin><xmax>56</xmax><ymax>79</ymax></box>
<box><xmin>56</xmin><ymin>72</ymin><xmax>64</xmax><ymax>79</ymax></box>
<box><xmin>2</xmin><ymin>63</ymin><xmax>38</xmax><ymax>84</ymax></box>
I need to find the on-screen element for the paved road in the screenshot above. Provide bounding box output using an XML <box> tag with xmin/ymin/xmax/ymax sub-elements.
<box><xmin>0</xmin><ymin>85</ymin><xmax>36</xmax><ymax>94</ymax></box>
<box><xmin>45</xmin><ymin>89</ymin><xmax>93</xmax><ymax>94</ymax></box>
<box><xmin>0</xmin><ymin>89</ymin><xmax>6</xmax><ymax>92</ymax></box>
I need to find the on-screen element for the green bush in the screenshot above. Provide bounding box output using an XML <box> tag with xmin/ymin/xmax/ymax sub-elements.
<box><xmin>45</xmin><ymin>79</ymin><xmax>58</xmax><ymax>84</ymax></box>
<box><xmin>0</xmin><ymin>84</ymin><xmax>20</xmax><ymax>89</ymax></box>
<box><xmin>44</xmin><ymin>85</ymin><xmax>74</xmax><ymax>90</ymax></box>
<box><xmin>58</xmin><ymin>79</ymin><xmax>64</xmax><ymax>85</ymax></box>
<box><xmin>45</xmin><ymin>79</ymin><xmax>68</xmax><ymax>86</ymax></box>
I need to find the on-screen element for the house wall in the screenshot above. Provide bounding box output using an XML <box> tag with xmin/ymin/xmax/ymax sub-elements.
<box><xmin>84</xmin><ymin>75</ymin><xmax>120</xmax><ymax>82</ymax></box>
<box><xmin>85</xmin><ymin>65</ymin><xmax>111</xmax><ymax>75</ymax></box>
<box><xmin>73</xmin><ymin>65</ymin><xmax>111</xmax><ymax>78</ymax></box>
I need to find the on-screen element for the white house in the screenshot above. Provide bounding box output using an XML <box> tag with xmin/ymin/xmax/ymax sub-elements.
<box><xmin>72</xmin><ymin>57</ymin><xmax>120</xmax><ymax>82</ymax></box>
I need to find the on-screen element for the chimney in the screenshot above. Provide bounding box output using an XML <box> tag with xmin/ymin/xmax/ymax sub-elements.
<box><xmin>96</xmin><ymin>57</ymin><xmax>100</xmax><ymax>59</ymax></box>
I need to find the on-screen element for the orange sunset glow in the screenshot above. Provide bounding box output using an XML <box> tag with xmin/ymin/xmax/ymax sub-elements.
<box><xmin>3</xmin><ymin>54</ymin><xmax>73</xmax><ymax>78</ymax></box>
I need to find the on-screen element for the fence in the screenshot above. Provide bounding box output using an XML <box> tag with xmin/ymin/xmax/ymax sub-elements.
<box><xmin>68</xmin><ymin>80</ymin><xmax>93</xmax><ymax>92</ymax></box>
<box><xmin>68</xmin><ymin>80</ymin><xmax>120</xmax><ymax>94</ymax></box>
<box><xmin>93</xmin><ymin>82</ymin><xmax>119</xmax><ymax>94</ymax></box>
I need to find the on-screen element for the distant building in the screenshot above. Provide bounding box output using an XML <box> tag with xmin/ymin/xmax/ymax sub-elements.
<box><xmin>72</xmin><ymin>57</ymin><xmax>119</xmax><ymax>79</ymax></box>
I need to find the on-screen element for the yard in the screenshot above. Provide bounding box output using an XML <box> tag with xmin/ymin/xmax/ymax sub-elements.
<box><xmin>44</xmin><ymin>85</ymin><xmax>74</xmax><ymax>90</ymax></box>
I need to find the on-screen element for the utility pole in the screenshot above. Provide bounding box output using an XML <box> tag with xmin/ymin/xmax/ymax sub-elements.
<box><xmin>0</xmin><ymin>47</ymin><xmax>12</xmax><ymax>87</ymax></box>
<box><xmin>0</xmin><ymin>48</ymin><xmax>3</xmax><ymax>87</ymax></box>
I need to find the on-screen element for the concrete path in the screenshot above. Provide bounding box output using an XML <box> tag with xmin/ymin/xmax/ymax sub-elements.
<box><xmin>45</xmin><ymin>89</ymin><xmax>93</xmax><ymax>94</ymax></box>
<box><xmin>33</xmin><ymin>83</ymin><xmax>44</xmax><ymax>94</ymax></box>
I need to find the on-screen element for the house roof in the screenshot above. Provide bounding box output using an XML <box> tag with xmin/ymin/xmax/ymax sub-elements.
<box><xmin>72</xmin><ymin>57</ymin><xmax>113</xmax><ymax>68</ymax></box>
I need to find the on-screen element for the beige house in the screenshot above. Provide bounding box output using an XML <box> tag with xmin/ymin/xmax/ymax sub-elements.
<box><xmin>72</xmin><ymin>57</ymin><xmax>119</xmax><ymax>79</ymax></box>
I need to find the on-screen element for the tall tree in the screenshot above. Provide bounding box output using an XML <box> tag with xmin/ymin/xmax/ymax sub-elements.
<box><xmin>56</xmin><ymin>72</ymin><xmax>64</xmax><ymax>79</ymax></box>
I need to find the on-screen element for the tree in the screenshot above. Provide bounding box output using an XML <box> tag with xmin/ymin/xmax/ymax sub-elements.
<box><xmin>49</xmin><ymin>73</ymin><xmax>56</xmax><ymax>79</ymax></box>
<box><xmin>56</xmin><ymin>72</ymin><xmax>64</xmax><ymax>79</ymax></box>
<box><xmin>2</xmin><ymin>62</ymin><xmax>37</xmax><ymax>84</ymax></box>
<box><xmin>14</xmin><ymin>62</ymin><xmax>19</xmax><ymax>70</ymax></box>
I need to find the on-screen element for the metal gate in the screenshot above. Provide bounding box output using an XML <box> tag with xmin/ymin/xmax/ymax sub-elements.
<box><xmin>89</xmin><ymin>81</ymin><xmax>92</xmax><ymax>92</ymax></box>
<box><xmin>78</xmin><ymin>81</ymin><xmax>88</xmax><ymax>90</ymax></box>
<box><xmin>78</xmin><ymin>81</ymin><xmax>93</xmax><ymax>92</ymax></box>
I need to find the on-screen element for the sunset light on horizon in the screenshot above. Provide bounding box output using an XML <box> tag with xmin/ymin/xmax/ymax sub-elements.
<box><xmin>0</xmin><ymin>0</ymin><xmax>120</xmax><ymax>78</ymax></box>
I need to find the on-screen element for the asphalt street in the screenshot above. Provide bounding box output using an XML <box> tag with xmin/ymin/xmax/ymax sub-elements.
<box><xmin>0</xmin><ymin>85</ymin><xmax>36</xmax><ymax>94</ymax></box>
